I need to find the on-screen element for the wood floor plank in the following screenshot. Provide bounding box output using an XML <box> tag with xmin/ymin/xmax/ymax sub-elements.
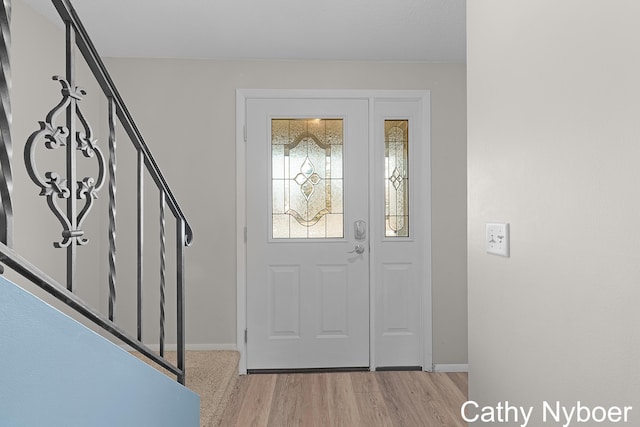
<box><xmin>325</xmin><ymin>372</ymin><xmax>362</xmax><ymax>426</ymax></box>
<box><xmin>446</xmin><ymin>372</ymin><xmax>468</xmax><ymax>396</ymax></box>
<box><xmin>402</xmin><ymin>371</ymin><xmax>449</xmax><ymax>426</ymax></box>
<box><xmin>349</xmin><ymin>371</ymin><xmax>380</xmax><ymax>393</ymax></box>
<box><xmin>299</xmin><ymin>374</ymin><xmax>331</xmax><ymax>427</ymax></box>
<box><xmin>402</xmin><ymin>371</ymin><xmax>454</xmax><ymax>426</ymax></box>
<box><xmin>375</xmin><ymin>371</ymin><xmax>427</xmax><ymax>426</ymax></box>
<box><xmin>429</xmin><ymin>372</ymin><xmax>467</xmax><ymax>425</ymax></box>
<box><xmin>411</xmin><ymin>372</ymin><xmax>466</xmax><ymax>427</ymax></box>
<box><xmin>266</xmin><ymin>374</ymin><xmax>304</xmax><ymax>426</ymax></box>
<box><xmin>350</xmin><ymin>372</ymin><xmax>394</xmax><ymax>427</ymax></box>
<box><xmin>217</xmin><ymin>373</ymin><xmax>250</xmax><ymax>426</ymax></box>
<box><xmin>234</xmin><ymin>374</ymin><xmax>277</xmax><ymax>427</ymax></box>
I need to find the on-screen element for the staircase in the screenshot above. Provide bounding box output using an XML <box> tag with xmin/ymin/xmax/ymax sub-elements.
<box><xmin>0</xmin><ymin>276</ymin><xmax>200</xmax><ymax>427</ymax></box>
<box><xmin>0</xmin><ymin>0</ymin><xmax>201</xmax><ymax>425</ymax></box>
<box><xmin>133</xmin><ymin>350</ymin><xmax>241</xmax><ymax>426</ymax></box>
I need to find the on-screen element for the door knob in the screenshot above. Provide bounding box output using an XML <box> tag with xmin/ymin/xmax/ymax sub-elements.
<box><xmin>348</xmin><ymin>244</ymin><xmax>365</xmax><ymax>255</ymax></box>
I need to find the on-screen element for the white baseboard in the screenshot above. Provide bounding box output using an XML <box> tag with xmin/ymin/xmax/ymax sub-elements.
<box><xmin>121</xmin><ymin>343</ymin><xmax>237</xmax><ymax>352</ymax></box>
<box><xmin>184</xmin><ymin>343</ymin><xmax>238</xmax><ymax>351</ymax></box>
<box><xmin>434</xmin><ymin>363</ymin><xmax>468</xmax><ymax>373</ymax></box>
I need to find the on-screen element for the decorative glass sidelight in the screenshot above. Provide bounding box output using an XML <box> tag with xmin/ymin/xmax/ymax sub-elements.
<box><xmin>272</xmin><ymin>118</ymin><xmax>344</xmax><ymax>239</ymax></box>
<box><xmin>385</xmin><ymin>120</ymin><xmax>409</xmax><ymax>237</ymax></box>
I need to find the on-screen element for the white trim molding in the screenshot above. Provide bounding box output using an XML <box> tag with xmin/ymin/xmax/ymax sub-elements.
<box><xmin>121</xmin><ymin>343</ymin><xmax>238</xmax><ymax>352</ymax></box>
<box><xmin>434</xmin><ymin>364</ymin><xmax>469</xmax><ymax>373</ymax></box>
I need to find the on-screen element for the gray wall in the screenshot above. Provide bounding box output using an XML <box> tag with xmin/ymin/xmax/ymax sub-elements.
<box><xmin>12</xmin><ymin>0</ymin><xmax>467</xmax><ymax>365</ymax></box>
<box><xmin>468</xmin><ymin>0</ymin><xmax>640</xmax><ymax>423</ymax></box>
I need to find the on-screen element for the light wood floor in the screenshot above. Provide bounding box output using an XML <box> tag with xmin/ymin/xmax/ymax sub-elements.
<box><xmin>219</xmin><ymin>371</ymin><xmax>468</xmax><ymax>426</ymax></box>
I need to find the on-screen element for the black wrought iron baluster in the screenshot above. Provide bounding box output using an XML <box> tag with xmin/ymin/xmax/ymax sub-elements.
<box><xmin>64</xmin><ymin>21</ymin><xmax>77</xmax><ymax>291</ymax></box>
<box><xmin>107</xmin><ymin>96</ymin><xmax>116</xmax><ymax>320</ymax></box>
<box><xmin>159</xmin><ymin>190</ymin><xmax>166</xmax><ymax>357</ymax></box>
<box><xmin>176</xmin><ymin>219</ymin><xmax>186</xmax><ymax>385</ymax></box>
<box><xmin>0</xmin><ymin>0</ymin><xmax>12</xmax><ymax>252</ymax></box>
<box><xmin>137</xmin><ymin>149</ymin><xmax>144</xmax><ymax>341</ymax></box>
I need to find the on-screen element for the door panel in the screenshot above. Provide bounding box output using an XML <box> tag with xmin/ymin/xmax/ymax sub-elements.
<box><xmin>317</xmin><ymin>265</ymin><xmax>349</xmax><ymax>336</ymax></box>
<box><xmin>268</xmin><ymin>265</ymin><xmax>300</xmax><ymax>337</ymax></box>
<box><xmin>373</xmin><ymin>99</ymin><xmax>427</xmax><ymax>367</ymax></box>
<box><xmin>246</xmin><ymin>98</ymin><xmax>369</xmax><ymax>369</ymax></box>
<box><xmin>382</xmin><ymin>263</ymin><xmax>412</xmax><ymax>332</ymax></box>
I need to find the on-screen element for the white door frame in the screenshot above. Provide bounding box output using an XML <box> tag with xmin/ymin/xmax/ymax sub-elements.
<box><xmin>236</xmin><ymin>89</ymin><xmax>432</xmax><ymax>374</ymax></box>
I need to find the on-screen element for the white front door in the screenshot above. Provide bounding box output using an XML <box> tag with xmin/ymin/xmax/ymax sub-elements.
<box><xmin>246</xmin><ymin>97</ymin><xmax>370</xmax><ymax>369</ymax></box>
<box><xmin>240</xmin><ymin>90</ymin><xmax>432</xmax><ymax>372</ymax></box>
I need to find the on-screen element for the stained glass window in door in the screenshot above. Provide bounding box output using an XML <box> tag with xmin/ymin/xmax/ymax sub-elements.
<box><xmin>272</xmin><ymin>118</ymin><xmax>344</xmax><ymax>239</ymax></box>
<box><xmin>385</xmin><ymin>120</ymin><xmax>409</xmax><ymax>237</ymax></box>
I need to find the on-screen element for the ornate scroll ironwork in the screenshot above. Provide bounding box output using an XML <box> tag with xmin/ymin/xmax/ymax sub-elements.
<box><xmin>24</xmin><ymin>76</ymin><xmax>105</xmax><ymax>248</ymax></box>
<box><xmin>0</xmin><ymin>0</ymin><xmax>12</xmax><ymax>249</ymax></box>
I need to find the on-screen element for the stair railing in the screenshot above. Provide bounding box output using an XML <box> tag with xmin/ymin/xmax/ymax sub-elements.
<box><xmin>0</xmin><ymin>0</ymin><xmax>192</xmax><ymax>384</ymax></box>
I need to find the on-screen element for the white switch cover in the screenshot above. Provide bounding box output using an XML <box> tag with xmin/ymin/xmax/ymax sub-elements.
<box><xmin>486</xmin><ymin>223</ymin><xmax>510</xmax><ymax>257</ymax></box>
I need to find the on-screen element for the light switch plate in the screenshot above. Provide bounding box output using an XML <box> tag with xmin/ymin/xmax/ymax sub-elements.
<box><xmin>486</xmin><ymin>223</ymin><xmax>510</xmax><ymax>257</ymax></box>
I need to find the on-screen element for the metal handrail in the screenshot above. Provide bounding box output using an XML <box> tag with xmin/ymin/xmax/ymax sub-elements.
<box><xmin>0</xmin><ymin>0</ymin><xmax>192</xmax><ymax>384</ymax></box>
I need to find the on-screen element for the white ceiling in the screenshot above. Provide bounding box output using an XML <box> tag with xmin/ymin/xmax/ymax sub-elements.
<box><xmin>21</xmin><ymin>0</ymin><xmax>466</xmax><ymax>62</ymax></box>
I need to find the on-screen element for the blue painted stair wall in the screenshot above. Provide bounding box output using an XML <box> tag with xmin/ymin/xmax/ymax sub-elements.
<box><xmin>0</xmin><ymin>275</ymin><xmax>199</xmax><ymax>427</ymax></box>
